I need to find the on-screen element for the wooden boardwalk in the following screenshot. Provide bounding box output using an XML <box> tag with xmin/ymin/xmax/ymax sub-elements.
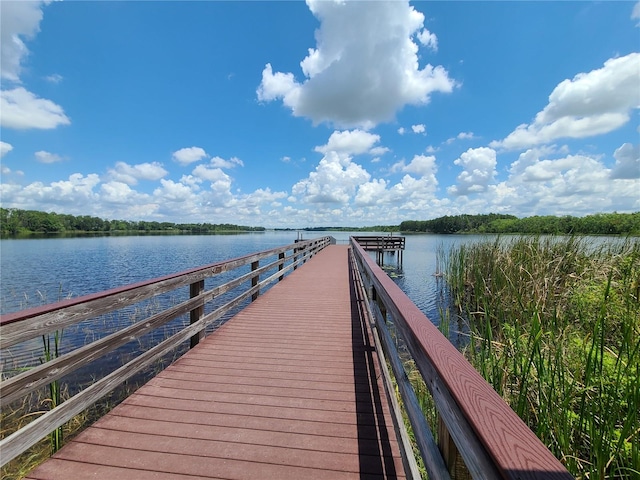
<box><xmin>25</xmin><ymin>245</ymin><xmax>406</xmax><ymax>480</ymax></box>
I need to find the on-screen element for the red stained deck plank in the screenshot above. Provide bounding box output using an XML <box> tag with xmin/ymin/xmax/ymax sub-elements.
<box><xmin>25</xmin><ymin>245</ymin><xmax>406</xmax><ymax>480</ymax></box>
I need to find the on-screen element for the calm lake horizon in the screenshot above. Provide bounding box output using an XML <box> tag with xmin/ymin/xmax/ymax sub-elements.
<box><xmin>0</xmin><ymin>231</ymin><xmax>473</xmax><ymax>318</ymax></box>
<box><xmin>0</xmin><ymin>231</ymin><xmax>625</xmax><ymax>380</ymax></box>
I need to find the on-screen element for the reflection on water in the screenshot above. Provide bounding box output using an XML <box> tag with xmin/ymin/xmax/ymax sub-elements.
<box><xmin>0</xmin><ymin>232</ymin><xmax>622</xmax><ymax>386</ymax></box>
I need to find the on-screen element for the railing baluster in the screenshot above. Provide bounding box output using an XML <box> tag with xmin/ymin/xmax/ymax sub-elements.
<box><xmin>278</xmin><ymin>252</ymin><xmax>285</xmax><ymax>281</ymax></box>
<box><xmin>349</xmin><ymin>237</ymin><xmax>573</xmax><ymax>480</ymax></box>
<box><xmin>190</xmin><ymin>280</ymin><xmax>205</xmax><ymax>348</ymax></box>
<box><xmin>0</xmin><ymin>237</ymin><xmax>333</xmax><ymax>466</ymax></box>
<box><xmin>251</xmin><ymin>260</ymin><xmax>259</xmax><ymax>301</ymax></box>
<box><xmin>438</xmin><ymin>416</ymin><xmax>470</xmax><ymax>479</ymax></box>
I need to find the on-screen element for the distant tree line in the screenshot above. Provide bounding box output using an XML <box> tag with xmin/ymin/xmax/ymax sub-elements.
<box><xmin>297</xmin><ymin>226</ymin><xmax>398</xmax><ymax>233</ymax></box>
<box><xmin>400</xmin><ymin>212</ymin><xmax>640</xmax><ymax>235</ymax></box>
<box><xmin>0</xmin><ymin>208</ymin><xmax>265</xmax><ymax>237</ymax></box>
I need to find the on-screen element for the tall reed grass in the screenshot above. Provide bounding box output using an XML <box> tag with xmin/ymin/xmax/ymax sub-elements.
<box><xmin>40</xmin><ymin>330</ymin><xmax>63</xmax><ymax>454</ymax></box>
<box><xmin>444</xmin><ymin>236</ymin><xmax>639</xmax><ymax>479</ymax></box>
<box><xmin>1</xmin><ymin>316</ymin><xmax>185</xmax><ymax>479</ymax></box>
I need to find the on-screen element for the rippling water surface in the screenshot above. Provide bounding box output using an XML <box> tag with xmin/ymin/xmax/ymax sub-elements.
<box><xmin>2</xmin><ymin>232</ymin><xmax>622</xmax><ymax>383</ymax></box>
<box><xmin>0</xmin><ymin>232</ymin><xmax>483</xmax><ymax>316</ymax></box>
<box><xmin>0</xmin><ymin>231</ymin><xmax>525</xmax><ymax>386</ymax></box>
<box><xmin>1</xmin><ymin>233</ymin><xmax>294</xmax><ymax>314</ymax></box>
<box><xmin>0</xmin><ymin>231</ymin><xmax>626</xmax><ymax>398</ymax></box>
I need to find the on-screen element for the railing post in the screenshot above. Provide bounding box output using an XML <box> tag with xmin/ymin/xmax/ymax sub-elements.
<box><xmin>371</xmin><ymin>286</ymin><xmax>387</xmax><ymax>321</ymax></box>
<box><xmin>251</xmin><ymin>260</ymin><xmax>259</xmax><ymax>301</ymax></box>
<box><xmin>278</xmin><ymin>252</ymin><xmax>285</xmax><ymax>281</ymax></box>
<box><xmin>189</xmin><ymin>280</ymin><xmax>205</xmax><ymax>348</ymax></box>
<box><xmin>438</xmin><ymin>417</ymin><xmax>471</xmax><ymax>479</ymax></box>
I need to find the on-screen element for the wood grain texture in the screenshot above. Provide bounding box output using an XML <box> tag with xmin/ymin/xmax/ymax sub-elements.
<box><xmin>23</xmin><ymin>245</ymin><xmax>406</xmax><ymax>480</ymax></box>
<box><xmin>350</xmin><ymin>248</ymin><xmax>447</xmax><ymax>480</ymax></box>
<box><xmin>0</xmin><ymin>247</ymin><xmax>316</xmax><ymax>408</ymax></box>
<box><xmin>1</xmin><ymin>237</ymin><xmax>331</xmax><ymax>466</ymax></box>
<box><xmin>353</xmin><ymin>236</ymin><xmax>406</xmax><ymax>251</ymax></box>
<box><xmin>350</xmin><ymin>239</ymin><xmax>573</xmax><ymax>480</ymax></box>
<box><xmin>0</xmin><ymin>238</ymin><xmax>329</xmax><ymax>346</ymax></box>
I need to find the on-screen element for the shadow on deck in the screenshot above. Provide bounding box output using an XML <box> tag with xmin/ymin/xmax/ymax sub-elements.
<box><xmin>24</xmin><ymin>246</ymin><xmax>406</xmax><ymax>480</ymax></box>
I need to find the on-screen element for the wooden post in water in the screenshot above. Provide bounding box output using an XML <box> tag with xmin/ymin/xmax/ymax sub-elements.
<box><xmin>251</xmin><ymin>260</ymin><xmax>259</xmax><ymax>301</ymax></box>
<box><xmin>189</xmin><ymin>280</ymin><xmax>205</xmax><ymax>348</ymax></box>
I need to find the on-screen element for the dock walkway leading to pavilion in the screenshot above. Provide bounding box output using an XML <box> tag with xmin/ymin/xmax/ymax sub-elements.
<box><xmin>24</xmin><ymin>245</ymin><xmax>406</xmax><ymax>480</ymax></box>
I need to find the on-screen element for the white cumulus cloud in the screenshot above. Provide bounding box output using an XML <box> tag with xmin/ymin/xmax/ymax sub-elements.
<box><xmin>292</xmin><ymin>151</ymin><xmax>370</xmax><ymax>204</ymax></box>
<box><xmin>610</xmin><ymin>143</ymin><xmax>640</xmax><ymax>179</ymax></box>
<box><xmin>446</xmin><ymin>131</ymin><xmax>477</xmax><ymax>144</ymax></box>
<box><xmin>172</xmin><ymin>146</ymin><xmax>209</xmax><ymax>165</ymax></box>
<box><xmin>1</xmin><ymin>87</ymin><xmax>70</xmax><ymax>130</ymax></box>
<box><xmin>192</xmin><ymin>165</ymin><xmax>230</xmax><ymax>183</ymax></box>
<box><xmin>448</xmin><ymin>147</ymin><xmax>497</xmax><ymax>196</ymax></box>
<box><xmin>257</xmin><ymin>0</ymin><xmax>455</xmax><ymax>129</ymax></box>
<box><xmin>107</xmin><ymin>161</ymin><xmax>168</xmax><ymax>186</ymax></box>
<box><xmin>13</xmin><ymin>174</ymin><xmax>101</xmax><ymax>211</ymax></box>
<box><xmin>411</xmin><ymin>124</ymin><xmax>426</xmax><ymax>134</ymax></box>
<box><xmin>100</xmin><ymin>181</ymin><xmax>151</xmax><ymax>206</ymax></box>
<box><xmin>153</xmin><ymin>179</ymin><xmax>196</xmax><ymax>202</ymax></box>
<box><xmin>355</xmin><ymin>179</ymin><xmax>388</xmax><ymax>206</ymax></box>
<box><xmin>45</xmin><ymin>73</ymin><xmax>63</xmax><ymax>84</ymax></box>
<box><xmin>369</xmin><ymin>146</ymin><xmax>390</xmax><ymax>157</ymax></box>
<box><xmin>315</xmin><ymin>130</ymin><xmax>381</xmax><ymax>156</ymax></box>
<box><xmin>0</xmin><ymin>3</ymin><xmax>71</xmax><ymax>131</ymax></box>
<box><xmin>191</xmin><ymin>165</ymin><xmax>235</xmax><ymax>203</ymax></box>
<box><xmin>209</xmin><ymin>156</ymin><xmax>244</xmax><ymax>169</ymax></box>
<box><xmin>417</xmin><ymin>28</ymin><xmax>438</xmax><ymax>51</ymax></box>
<box><xmin>0</xmin><ymin>141</ymin><xmax>13</xmax><ymax>158</ymax></box>
<box><xmin>0</xmin><ymin>0</ymin><xmax>45</xmax><ymax>82</ymax></box>
<box><xmin>35</xmin><ymin>150</ymin><xmax>63</xmax><ymax>163</ymax></box>
<box><xmin>519</xmin><ymin>157</ymin><xmax>627</xmax><ymax>211</ymax></box>
<box><xmin>402</xmin><ymin>155</ymin><xmax>437</xmax><ymax>178</ymax></box>
<box><xmin>456</xmin><ymin>147</ymin><xmax>640</xmax><ymax>216</ymax></box>
<box><xmin>491</xmin><ymin>53</ymin><xmax>640</xmax><ymax>150</ymax></box>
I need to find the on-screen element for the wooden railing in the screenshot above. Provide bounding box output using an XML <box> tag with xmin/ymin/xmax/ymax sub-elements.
<box><xmin>349</xmin><ymin>237</ymin><xmax>573</xmax><ymax>480</ymax></box>
<box><xmin>352</xmin><ymin>235</ymin><xmax>405</xmax><ymax>251</ymax></box>
<box><xmin>0</xmin><ymin>236</ymin><xmax>332</xmax><ymax>466</ymax></box>
<box><xmin>352</xmin><ymin>235</ymin><xmax>405</xmax><ymax>265</ymax></box>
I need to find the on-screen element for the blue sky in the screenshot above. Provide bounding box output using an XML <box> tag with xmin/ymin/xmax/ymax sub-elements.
<box><xmin>1</xmin><ymin>1</ymin><xmax>639</xmax><ymax>228</ymax></box>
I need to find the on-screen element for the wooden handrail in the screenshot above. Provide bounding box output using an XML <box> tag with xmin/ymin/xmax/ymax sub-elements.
<box><xmin>352</xmin><ymin>235</ymin><xmax>405</xmax><ymax>250</ymax></box>
<box><xmin>349</xmin><ymin>237</ymin><xmax>573</xmax><ymax>480</ymax></box>
<box><xmin>0</xmin><ymin>236</ymin><xmax>331</xmax><ymax>466</ymax></box>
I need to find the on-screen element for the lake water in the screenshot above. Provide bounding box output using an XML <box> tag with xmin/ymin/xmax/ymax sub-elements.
<box><xmin>0</xmin><ymin>231</ymin><xmax>479</xmax><ymax>318</ymax></box>
<box><xmin>0</xmin><ymin>232</ymin><xmax>623</xmax><ymax>389</ymax></box>
<box><xmin>0</xmin><ymin>232</ymin><xmax>476</xmax><ymax>378</ymax></box>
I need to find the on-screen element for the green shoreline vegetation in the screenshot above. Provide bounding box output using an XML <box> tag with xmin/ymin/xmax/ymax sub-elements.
<box><xmin>2</xmin><ymin>208</ymin><xmax>638</xmax><ymax>237</ymax></box>
<box><xmin>0</xmin><ymin>208</ymin><xmax>265</xmax><ymax>237</ymax></box>
<box><xmin>443</xmin><ymin>236</ymin><xmax>639</xmax><ymax>479</ymax></box>
<box><xmin>400</xmin><ymin>212</ymin><xmax>640</xmax><ymax>235</ymax></box>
